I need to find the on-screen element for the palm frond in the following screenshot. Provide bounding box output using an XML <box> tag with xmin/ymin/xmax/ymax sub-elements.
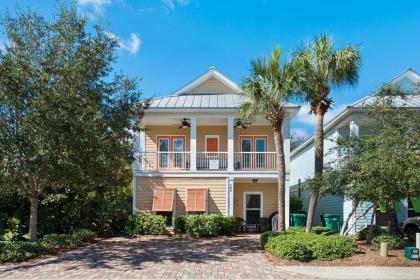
<box><xmin>332</xmin><ymin>45</ymin><xmax>361</xmax><ymax>86</ymax></box>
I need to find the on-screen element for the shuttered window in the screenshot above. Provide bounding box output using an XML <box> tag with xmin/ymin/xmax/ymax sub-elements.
<box><xmin>152</xmin><ymin>188</ymin><xmax>175</xmax><ymax>212</ymax></box>
<box><xmin>186</xmin><ymin>189</ymin><xmax>208</xmax><ymax>212</ymax></box>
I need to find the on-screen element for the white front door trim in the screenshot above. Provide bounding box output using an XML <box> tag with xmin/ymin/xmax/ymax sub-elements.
<box><xmin>243</xmin><ymin>191</ymin><xmax>264</xmax><ymax>222</ymax></box>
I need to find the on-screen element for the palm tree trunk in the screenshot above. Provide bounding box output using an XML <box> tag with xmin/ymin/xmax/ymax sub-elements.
<box><xmin>29</xmin><ymin>192</ymin><xmax>39</xmax><ymax>241</ymax></box>
<box><xmin>274</xmin><ymin>127</ymin><xmax>286</xmax><ymax>231</ymax></box>
<box><xmin>306</xmin><ymin>110</ymin><xmax>325</xmax><ymax>233</ymax></box>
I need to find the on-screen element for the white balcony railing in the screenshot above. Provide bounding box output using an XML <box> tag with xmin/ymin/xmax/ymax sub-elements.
<box><xmin>136</xmin><ymin>152</ymin><xmax>277</xmax><ymax>171</ymax></box>
<box><xmin>233</xmin><ymin>152</ymin><xmax>277</xmax><ymax>171</ymax></box>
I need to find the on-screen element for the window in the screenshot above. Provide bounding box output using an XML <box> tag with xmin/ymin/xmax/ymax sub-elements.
<box><xmin>157</xmin><ymin>136</ymin><xmax>186</xmax><ymax>169</ymax></box>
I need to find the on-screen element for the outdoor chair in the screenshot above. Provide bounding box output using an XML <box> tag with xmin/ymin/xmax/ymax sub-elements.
<box><xmin>235</xmin><ymin>217</ymin><xmax>246</xmax><ymax>233</ymax></box>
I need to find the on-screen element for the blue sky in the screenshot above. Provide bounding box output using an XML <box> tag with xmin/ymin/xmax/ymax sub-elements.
<box><xmin>1</xmin><ymin>0</ymin><xmax>420</xmax><ymax>137</ymax></box>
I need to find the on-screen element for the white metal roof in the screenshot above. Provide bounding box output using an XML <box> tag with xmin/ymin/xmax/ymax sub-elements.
<box><xmin>149</xmin><ymin>93</ymin><xmax>242</xmax><ymax>109</ymax></box>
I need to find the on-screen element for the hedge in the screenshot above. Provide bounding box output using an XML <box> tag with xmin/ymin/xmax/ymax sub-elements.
<box><xmin>174</xmin><ymin>214</ymin><xmax>235</xmax><ymax>237</ymax></box>
<box><xmin>127</xmin><ymin>212</ymin><xmax>166</xmax><ymax>235</ymax></box>
<box><xmin>372</xmin><ymin>235</ymin><xmax>405</xmax><ymax>250</ymax></box>
<box><xmin>286</xmin><ymin>226</ymin><xmax>332</xmax><ymax>235</ymax></box>
<box><xmin>0</xmin><ymin>229</ymin><xmax>96</xmax><ymax>262</ymax></box>
<box><xmin>264</xmin><ymin>232</ymin><xmax>357</xmax><ymax>261</ymax></box>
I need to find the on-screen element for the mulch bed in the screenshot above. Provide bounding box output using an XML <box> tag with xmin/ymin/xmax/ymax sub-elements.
<box><xmin>265</xmin><ymin>241</ymin><xmax>420</xmax><ymax>267</ymax></box>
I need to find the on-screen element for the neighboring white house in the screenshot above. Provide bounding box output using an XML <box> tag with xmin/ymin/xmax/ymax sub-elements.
<box><xmin>290</xmin><ymin>68</ymin><xmax>420</xmax><ymax>234</ymax></box>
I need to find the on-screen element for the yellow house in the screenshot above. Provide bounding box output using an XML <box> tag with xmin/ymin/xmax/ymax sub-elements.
<box><xmin>133</xmin><ymin>67</ymin><xmax>300</xmax><ymax>229</ymax></box>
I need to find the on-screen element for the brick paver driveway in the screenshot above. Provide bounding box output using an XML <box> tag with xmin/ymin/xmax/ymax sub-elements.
<box><xmin>0</xmin><ymin>235</ymin><xmax>314</xmax><ymax>279</ymax></box>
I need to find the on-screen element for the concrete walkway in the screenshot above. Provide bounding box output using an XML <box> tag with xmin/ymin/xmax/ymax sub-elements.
<box><xmin>0</xmin><ymin>235</ymin><xmax>419</xmax><ymax>279</ymax></box>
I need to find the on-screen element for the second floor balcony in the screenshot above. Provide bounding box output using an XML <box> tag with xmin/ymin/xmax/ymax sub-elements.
<box><xmin>137</xmin><ymin>151</ymin><xmax>278</xmax><ymax>172</ymax></box>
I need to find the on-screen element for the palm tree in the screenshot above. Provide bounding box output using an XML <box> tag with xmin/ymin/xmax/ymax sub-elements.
<box><xmin>239</xmin><ymin>47</ymin><xmax>303</xmax><ymax>231</ymax></box>
<box><xmin>295</xmin><ymin>34</ymin><xmax>361</xmax><ymax>233</ymax></box>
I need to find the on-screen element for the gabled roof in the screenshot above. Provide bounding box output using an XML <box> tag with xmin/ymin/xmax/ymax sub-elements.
<box><xmin>291</xmin><ymin>68</ymin><xmax>420</xmax><ymax>158</ymax></box>
<box><xmin>173</xmin><ymin>67</ymin><xmax>241</xmax><ymax>95</ymax></box>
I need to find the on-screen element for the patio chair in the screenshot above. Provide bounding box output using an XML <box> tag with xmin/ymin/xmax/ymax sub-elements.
<box><xmin>235</xmin><ymin>217</ymin><xmax>246</xmax><ymax>233</ymax></box>
<box><xmin>256</xmin><ymin>217</ymin><xmax>270</xmax><ymax>233</ymax></box>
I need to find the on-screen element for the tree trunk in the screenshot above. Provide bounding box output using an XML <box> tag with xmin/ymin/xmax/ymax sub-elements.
<box><xmin>386</xmin><ymin>201</ymin><xmax>401</xmax><ymax>236</ymax></box>
<box><xmin>340</xmin><ymin>200</ymin><xmax>359</xmax><ymax>235</ymax></box>
<box><xmin>306</xmin><ymin>110</ymin><xmax>325</xmax><ymax>233</ymax></box>
<box><xmin>274</xmin><ymin>127</ymin><xmax>286</xmax><ymax>231</ymax></box>
<box><xmin>29</xmin><ymin>193</ymin><xmax>39</xmax><ymax>241</ymax></box>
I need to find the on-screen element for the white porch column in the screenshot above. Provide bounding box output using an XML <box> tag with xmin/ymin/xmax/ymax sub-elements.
<box><xmin>132</xmin><ymin>176</ymin><xmax>137</xmax><ymax>215</ymax></box>
<box><xmin>285</xmin><ymin>180</ymin><xmax>290</xmax><ymax>229</ymax></box>
<box><xmin>227</xmin><ymin>116</ymin><xmax>234</xmax><ymax>172</ymax></box>
<box><xmin>226</xmin><ymin>177</ymin><xmax>234</xmax><ymax>216</ymax></box>
<box><xmin>139</xmin><ymin>129</ymin><xmax>145</xmax><ymax>170</ymax></box>
<box><xmin>190</xmin><ymin>117</ymin><xmax>197</xmax><ymax>171</ymax></box>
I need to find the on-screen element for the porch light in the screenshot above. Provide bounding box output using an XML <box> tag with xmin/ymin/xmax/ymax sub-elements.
<box><xmin>179</xmin><ymin>118</ymin><xmax>190</xmax><ymax>129</ymax></box>
<box><xmin>252</xmin><ymin>179</ymin><xmax>258</xmax><ymax>183</ymax></box>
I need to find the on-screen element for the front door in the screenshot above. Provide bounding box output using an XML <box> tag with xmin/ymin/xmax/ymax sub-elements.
<box><xmin>241</xmin><ymin>137</ymin><xmax>252</xmax><ymax>169</ymax></box>
<box><xmin>244</xmin><ymin>192</ymin><xmax>262</xmax><ymax>225</ymax></box>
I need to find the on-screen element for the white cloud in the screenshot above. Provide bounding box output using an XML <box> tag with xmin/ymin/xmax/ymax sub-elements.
<box><xmin>106</xmin><ymin>32</ymin><xmax>141</xmax><ymax>55</ymax></box>
<box><xmin>291</xmin><ymin>128</ymin><xmax>310</xmax><ymax>138</ymax></box>
<box><xmin>78</xmin><ymin>0</ymin><xmax>111</xmax><ymax>15</ymax></box>
<box><xmin>162</xmin><ymin>0</ymin><xmax>191</xmax><ymax>12</ymax></box>
<box><xmin>295</xmin><ymin>103</ymin><xmax>350</xmax><ymax>126</ymax></box>
<box><xmin>0</xmin><ymin>39</ymin><xmax>7</xmax><ymax>52</ymax></box>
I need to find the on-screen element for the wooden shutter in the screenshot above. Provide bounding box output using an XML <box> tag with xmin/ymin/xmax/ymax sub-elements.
<box><xmin>152</xmin><ymin>188</ymin><xmax>175</xmax><ymax>212</ymax></box>
<box><xmin>186</xmin><ymin>189</ymin><xmax>208</xmax><ymax>212</ymax></box>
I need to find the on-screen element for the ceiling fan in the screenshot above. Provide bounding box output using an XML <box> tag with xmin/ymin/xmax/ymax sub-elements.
<box><xmin>179</xmin><ymin>118</ymin><xmax>191</xmax><ymax>129</ymax></box>
<box><xmin>234</xmin><ymin>119</ymin><xmax>250</xmax><ymax>129</ymax></box>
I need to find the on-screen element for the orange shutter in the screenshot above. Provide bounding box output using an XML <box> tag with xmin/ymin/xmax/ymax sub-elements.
<box><xmin>186</xmin><ymin>189</ymin><xmax>208</xmax><ymax>212</ymax></box>
<box><xmin>152</xmin><ymin>188</ymin><xmax>175</xmax><ymax>212</ymax></box>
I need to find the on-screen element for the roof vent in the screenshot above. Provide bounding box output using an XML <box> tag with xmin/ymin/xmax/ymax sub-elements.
<box><xmin>209</xmin><ymin>66</ymin><xmax>216</xmax><ymax>70</ymax></box>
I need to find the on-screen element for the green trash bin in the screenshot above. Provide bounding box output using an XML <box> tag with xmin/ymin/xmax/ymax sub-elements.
<box><xmin>290</xmin><ymin>213</ymin><xmax>306</xmax><ymax>227</ymax></box>
<box><xmin>322</xmin><ymin>214</ymin><xmax>341</xmax><ymax>233</ymax></box>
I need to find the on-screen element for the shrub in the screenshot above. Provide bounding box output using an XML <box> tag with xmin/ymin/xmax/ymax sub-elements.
<box><xmin>185</xmin><ymin>214</ymin><xmax>219</xmax><ymax>237</ymax></box>
<box><xmin>260</xmin><ymin>231</ymin><xmax>287</xmax><ymax>248</ymax></box>
<box><xmin>173</xmin><ymin>215</ymin><xmax>187</xmax><ymax>234</ymax></box>
<box><xmin>216</xmin><ymin>216</ymin><xmax>235</xmax><ymax>236</ymax></box>
<box><xmin>183</xmin><ymin>214</ymin><xmax>235</xmax><ymax>237</ymax></box>
<box><xmin>290</xmin><ymin>196</ymin><xmax>303</xmax><ymax>213</ymax></box>
<box><xmin>311</xmin><ymin>235</ymin><xmax>357</xmax><ymax>260</ymax></box>
<box><xmin>0</xmin><ymin>241</ymin><xmax>44</xmax><ymax>262</ymax></box>
<box><xmin>311</xmin><ymin>226</ymin><xmax>332</xmax><ymax>235</ymax></box>
<box><xmin>357</xmin><ymin>225</ymin><xmax>389</xmax><ymax>242</ymax></box>
<box><xmin>40</xmin><ymin>229</ymin><xmax>96</xmax><ymax>252</ymax></box>
<box><xmin>127</xmin><ymin>212</ymin><xmax>166</xmax><ymax>235</ymax></box>
<box><xmin>372</xmin><ymin>235</ymin><xmax>405</xmax><ymax>250</ymax></box>
<box><xmin>287</xmin><ymin>226</ymin><xmax>332</xmax><ymax>235</ymax></box>
<box><xmin>265</xmin><ymin>232</ymin><xmax>357</xmax><ymax>261</ymax></box>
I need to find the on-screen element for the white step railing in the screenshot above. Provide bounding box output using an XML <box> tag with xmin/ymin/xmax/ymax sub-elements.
<box><xmin>136</xmin><ymin>152</ymin><xmax>277</xmax><ymax>171</ymax></box>
<box><xmin>234</xmin><ymin>152</ymin><xmax>277</xmax><ymax>171</ymax></box>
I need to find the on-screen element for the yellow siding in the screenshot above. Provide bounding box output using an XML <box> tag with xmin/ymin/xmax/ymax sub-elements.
<box><xmin>189</xmin><ymin>77</ymin><xmax>236</xmax><ymax>94</ymax></box>
<box><xmin>233</xmin><ymin>182</ymin><xmax>278</xmax><ymax>219</ymax></box>
<box><xmin>197</xmin><ymin>126</ymin><xmax>227</xmax><ymax>152</ymax></box>
<box><xmin>145</xmin><ymin>125</ymin><xmax>190</xmax><ymax>152</ymax></box>
<box><xmin>145</xmin><ymin>125</ymin><xmax>274</xmax><ymax>153</ymax></box>
<box><xmin>234</xmin><ymin>126</ymin><xmax>275</xmax><ymax>152</ymax></box>
<box><xmin>136</xmin><ymin>177</ymin><xmax>227</xmax><ymax>215</ymax></box>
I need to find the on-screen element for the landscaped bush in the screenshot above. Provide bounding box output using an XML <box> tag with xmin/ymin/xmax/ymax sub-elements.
<box><xmin>0</xmin><ymin>229</ymin><xmax>96</xmax><ymax>262</ymax></box>
<box><xmin>287</xmin><ymin>226</ymin><xmax>332</xmax><ymax>235</ymax></box>
<box><xmin>371</xmin><ymin>235</ymin><xmax>405</xmax><ymax>250</ymax></box>
<box><xmin>260</xmin><ymin>231</ymin><xmax>287</xmax><ymax>248</ymax></box>
<box><xmin>127</xmin><ymin>212</ymin><xmax>166</xmax><ymax>235</ymax></box>
<box><xmin>264</xmin><ymin>232</ymin><xmax>357</xmax><ymax>261</ymax></box>
<box><xmin>183</xmin><ymin>214</ymin><xmax>235</xmax><ymax>237</ymax></box>
<box><xmin>40</xmin><ymin>229</ymin><xmax>97</xmax><ymax>252</ymax></box>
<box><xmin>0</xmin><ymin>241</ymin><xmax>44</xmax><ymax>262</ymax></box>
<box><xmin>357</xmin><ymin>225</ymin><xmax>389</xmax><ymax>242</ymax></box>
<box><xmin>173</xmin><ymin>215</ymin><xmax>187</xmax><ymax>234</ymax></box>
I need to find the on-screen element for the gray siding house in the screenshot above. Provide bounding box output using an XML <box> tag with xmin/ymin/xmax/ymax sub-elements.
<box><xmin>290</xmin><ymin>68</ymin><xmax>420</xmax><ymax>233</ymax></box>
